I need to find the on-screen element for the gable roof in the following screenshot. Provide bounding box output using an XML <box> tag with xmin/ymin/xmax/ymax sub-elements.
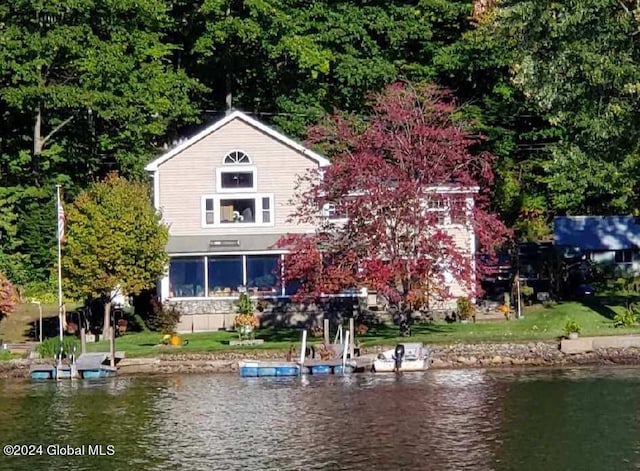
<box><xmin>145</xmin><ymin>110</ymin><xmax>331</xmax><ymax>172</ymax></box>
<box><xmin>554</xmin><ymin>216</ymin><xmax>640</xmax><ymax>250</ymax></box>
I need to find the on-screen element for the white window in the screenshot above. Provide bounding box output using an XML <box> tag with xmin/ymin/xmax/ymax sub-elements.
<box><xmin>426</xmin><ymin>197</ymin><xmax>448</xmax><ymax>225</ymax></box>
<box><xmin>217</xmin><ymin>150</ymin><xmax>256</xmax><ymax>192</ymax></box>
<box><xmin>615</xmin><ymin>249</ymin><xmax>633</xmax><ymax>264</ymax></box>
<box><xmin>321</xmin><ymin>203</ymin><xmax>347</xmax><ymax>220</ymax></box>
<box><xmin>202</xmin><ymin>194</ymin><xmax>274</xmax><ymax>227</ymax></box>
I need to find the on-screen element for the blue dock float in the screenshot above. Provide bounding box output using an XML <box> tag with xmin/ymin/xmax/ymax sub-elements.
<box><xmin>30</xmin><ymin>366</ymin><xmax>56</xmax><ymax>380</ymax></box>
<box><xmin>79</xmin><ymin>367</ymin><xmax>117</xmax><ymax>379</ymax></box>
<box><xmin>275</xmin><ymin>366</ymin><xmax>299</xmax><ymax>376</ymax></box>
<box><xmin>309</xmin><ymin>365</ymin><xmax>331</xmax><ymax>375</ymax></box>
<box><xmin>239</xmin><ymin>359</ymin><xmax>358</xmax><ymax>377</ymax></box>
<box><xmin>76</xmin><ymin>352</ymin><xmax>122</xmax><ymax>379</ymax></box>
<box><xmin>239</xmin><ymin>361</ymin><xmax>300</xmax><ymax>377</ymax></box>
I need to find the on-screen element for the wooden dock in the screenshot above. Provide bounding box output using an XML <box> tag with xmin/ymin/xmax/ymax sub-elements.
<box><xmin>75</xmin><ymin>352</ymin><xmax>124</xmax><ymax>378</ymax></box>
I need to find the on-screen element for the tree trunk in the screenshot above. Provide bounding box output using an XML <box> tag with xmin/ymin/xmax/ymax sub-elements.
<box><xmin>103</xmin><ymin>301</ymin><xmax>112</xmax><ymax>342</ymax></box>
<box><xmin>224</xmin><ymin>3</ymin><xmax>232</xmax><ymax>115</ymax></box>
<box><xmin>225</xmin><ymin>73</ymin><xmax>232</xmax><ymax>114</ymax></box>
<box><xmin>34</xmin><ymin>107</ymin><xmax>43</xmax><ymax>156</ymax></box>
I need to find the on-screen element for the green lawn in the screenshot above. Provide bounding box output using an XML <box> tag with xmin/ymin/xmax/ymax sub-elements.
<box><xmin>78</xmin><ymin>299</ymin><xmax>640</xmax><ymax>358</ymax></box>
<box><xmin>0</xmin><ymin>302</ymin><xmax>59</xmax><ymax>343</ymax></box>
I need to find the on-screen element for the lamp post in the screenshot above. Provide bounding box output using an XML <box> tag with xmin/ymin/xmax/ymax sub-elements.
<box><xmin>31</xmin><ymin>300</ymin><xmax>42</xmax><ymax>343</ymax></box>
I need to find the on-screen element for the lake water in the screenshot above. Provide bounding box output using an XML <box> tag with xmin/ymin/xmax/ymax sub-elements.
<box><xmin>1</xmin><ymin>367</ymin><xmax>639</xmax><ymax>470</ymax></box>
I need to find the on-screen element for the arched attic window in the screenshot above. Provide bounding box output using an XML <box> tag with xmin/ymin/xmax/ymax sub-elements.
<box><xmin>217</xmin><ymin>150</ymin><xmax>256</xmax><ymax>192</ymax></box>
<box><xmin>224</xmin><ymin>150</ymin><xmax>251</xmax><ymax>165</ymax></box>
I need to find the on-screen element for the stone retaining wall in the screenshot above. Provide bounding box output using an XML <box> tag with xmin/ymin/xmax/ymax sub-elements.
<box><xmin>4</xmin><ymin>341</ymin><xmax>640</xmax><ymax>379</ymax></box>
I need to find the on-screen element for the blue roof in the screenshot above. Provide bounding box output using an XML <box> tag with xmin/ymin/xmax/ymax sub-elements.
<box><xmin>554</xmin><ymin>216</ymin><xmax>640</xmax><ymax>250</ymax></box>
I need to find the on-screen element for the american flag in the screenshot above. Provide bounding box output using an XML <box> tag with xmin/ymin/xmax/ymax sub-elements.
<box><xmin>57</xmin><ymin>191</ymin><xmax>65</xmax><ymax>242</ymax></box>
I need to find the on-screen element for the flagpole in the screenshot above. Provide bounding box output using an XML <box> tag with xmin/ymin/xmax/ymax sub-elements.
<box><xmin>57</xmin><ymin>185</ymin><xmax>64</xmax><ymax>343</ymax></box>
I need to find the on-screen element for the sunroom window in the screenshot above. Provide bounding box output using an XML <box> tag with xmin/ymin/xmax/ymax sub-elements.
<box><xmin>169</xmin><ymin>254</ymin><xmax>283</xmax><ymax>298</ymax></box>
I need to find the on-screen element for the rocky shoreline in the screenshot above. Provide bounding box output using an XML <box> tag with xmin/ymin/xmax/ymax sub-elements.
<box><xmin>3</xmin><ymin>341</ymin><xmax>640</xmax><ymax>379</ymax></box>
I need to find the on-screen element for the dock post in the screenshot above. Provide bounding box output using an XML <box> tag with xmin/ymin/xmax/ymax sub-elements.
<box><xmin>109</xmin><ymin>308</ymin><xmax>116</xmax><ymax>368</ymax></box>
<box><xmin>299</xmin><ymin>330</ymin><xmax>307</xmax><ymax>371</ymax></box>
<box><xmin>80</xmin><ymin>327</ymin><xmax>87</xmax><ymax>354</ymax></box>
<box><xmin>342</xmin><ymin>330</ymin><xmax>349</xmax><ymax>374</ymax></box>
<box><xmin>349</xmin><ymin>318</ymin><xmax>355</xmax><ymax>359</ymax></box>
<box><xmin>323</xmin><ymin>318</ymin><xmax>330</xmax><ymax>345</ymax></box>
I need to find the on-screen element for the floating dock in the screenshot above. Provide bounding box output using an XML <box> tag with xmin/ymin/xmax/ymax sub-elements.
<box><xmin>239</xmin><ymin>360</ymin><xmax>301</xmax><ymax>377</ymax></box>
<box><xmin>76</xmin><ymin>352</ymin><xmax>122</xmax><ymax>379</ymax></box>
<box><xmin>30</xmin><ymin>351</ymin><xmax>124</xmax><ymax>380</ymax></box>
<box><xmin>238</xmin><ymin>325</ymin><xmax>374</xmax><ymax>378</ymax></box>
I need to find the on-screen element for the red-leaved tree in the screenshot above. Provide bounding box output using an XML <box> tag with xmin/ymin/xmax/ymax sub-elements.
<box><xmin>277</xmin><ymin>82</ymin><xmax>511</xmax><ymax>319</ymax></box>
<box><xmin>0</xmin><ymin>272</ymin><xmax>17</xmax><ymax>317</ymax></box>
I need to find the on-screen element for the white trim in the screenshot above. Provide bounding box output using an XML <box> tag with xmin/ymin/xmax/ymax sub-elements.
<box><xmin>204</xmin><ymin>255</ymin><xmax>209</xmax><ymax>297</ymax></box>
<box><xmin>423</xmin><ymin>185</ymin><xmax>480</xmax><ymax>194</ymax></box>
<box><xmin>216</xmin><ymin>165</ymin><xmax>257</xmax><ymax>193</ymax></box>
<box><xmin>160</xmin><ymin>272</ymin><xmax>170</xmax><ymax>302</ymax></box>
<box><xmin>166</xmin><ymin>293</ymin><xmax>360</xmax><ymax>301</ymax></box>
<box><xmin>145</xmin><ymin>110</ymin><xmax>331</xmax><ymax>171</ymax></box>
<box><xmin>152</xmin><ymin>173</ymin><xmax>160</xmax><ymax>210</ymax></box>
<box><xmin>169</xmin><ymin>250</ymin><xmax>289</xmax><ymax>257</ymax></box>
<box><xmin>201</xmin><ymin>193</ymin><xmax>275</xmax><ymax>227</ymax></box>
<box><xmin>467</xmin><ymin>195</ymin><xmax>477</xmax><ymax>302</ymax></box>
<box><xmin>242</xmin><ymin>256</ymin><xmax>247</xmax><ymax>286</ymax></box>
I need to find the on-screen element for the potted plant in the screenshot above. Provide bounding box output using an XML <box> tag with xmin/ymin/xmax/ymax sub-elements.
<box><xmin>233</xmin><ymin>293</ymin><xmax>259</xmax><ymax>340</ymax></box>
<box><xmin>564</xmin><ymin>319</ymin><xmax>582</xmax><ymax>340</ymax></box>
<box><xmin>456</xmin><ymin>297</ymin><xmax>474</xmax><ymax>323</ymax></box>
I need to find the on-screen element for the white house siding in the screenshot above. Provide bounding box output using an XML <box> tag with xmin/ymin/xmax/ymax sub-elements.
<box><xmin>157</xmin><ymin>118</ymin><xmax>318</xmax><ymax>236</ymax></box>
<box><xmin>429</xmin><ymin>224</ymin><xmax>475</xmax><ymax>310</ymax></box>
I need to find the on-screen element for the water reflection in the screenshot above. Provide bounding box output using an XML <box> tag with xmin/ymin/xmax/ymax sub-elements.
<box><xmin>2</xmin><ymin>368</ymin><xmax>640</xmax><ymax>470</ymax></box>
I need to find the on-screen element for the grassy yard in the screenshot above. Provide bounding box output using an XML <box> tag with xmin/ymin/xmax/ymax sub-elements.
<box><xmin>78</xmin><ymin>298</ymin><xmax>640</xmax><ymax>358</ymax></box>
<box><xmin>3</xmin><ymin>297</ymin><xmax>639</xmax><ymax>359</ymax></box>
<box><xmin>0</xmin><ymin>303</ymin><xmax>60</xmax><ymax>343</ymax></box>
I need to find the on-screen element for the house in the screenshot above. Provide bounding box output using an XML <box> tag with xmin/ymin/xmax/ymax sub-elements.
<box><xmin>554</xmin><ymin>216</ymin><xmax>640</xmax><ymax>273</ymax></box>
<box><xmin>145</xmin><ymin>111</ymin><xmax>478</xmax><ymax>331</ymax></box>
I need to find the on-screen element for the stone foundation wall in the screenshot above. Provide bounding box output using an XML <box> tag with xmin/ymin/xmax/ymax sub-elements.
<box><xmin>168</xmin><ymin>295</ymin><xmax>465</xmax><ymax>333</ymax></box>
<box><xmin>169</xmin><ymin>297</ymin><xmax>360</xmax><ymax>333</ymax></box>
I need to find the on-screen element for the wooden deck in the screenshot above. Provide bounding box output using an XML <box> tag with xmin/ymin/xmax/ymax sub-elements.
<box><xmin>76</xmin><ymin>352</ymin><xmax>125</xmax><ymax>371</ymax></box>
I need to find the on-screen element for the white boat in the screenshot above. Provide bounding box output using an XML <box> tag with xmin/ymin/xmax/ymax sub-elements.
<box><xmin>372</xmin><ymin>342</ymin><xmax>431</xmax><ymax>373</ymax></box>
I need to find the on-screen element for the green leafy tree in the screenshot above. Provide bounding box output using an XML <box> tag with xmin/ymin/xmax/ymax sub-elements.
<box><xmin>0</xmin><ymin>0</ymin><xmax>200</xmax><ymax>282</ymax></box>
<box><xmin>188</xmin><ymin>0</ymin><xmax>471</xmax><ymax>135</ymax></box>
<box><xmin>494</xmin><ymin>0</ymin><xmax>640</xmax><ymax>215</ymax></box>
<box><xmin>63</xmin><ymin>174</ymin><xmax>169</xmax><ymax>338</ymax></box>
<box><xmin>435</xmin><ymin>1</ymin><xmax>560</xmax><ymax>239</ymax></box>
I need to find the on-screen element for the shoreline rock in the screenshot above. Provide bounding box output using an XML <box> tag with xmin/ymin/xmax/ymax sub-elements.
<box><xmin>3</xmin><ymin>341</ymin><xmax>640</xmax><ymax>379</ymax></box>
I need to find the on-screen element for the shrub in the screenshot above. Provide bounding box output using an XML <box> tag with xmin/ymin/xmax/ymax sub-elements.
<box><xmin>145</xmin><ymin>297</ymin><xmax>182</xmax><ymax>334</ymax></box>
<box><xmin>564</xmin><ymin>319</ymin><xmax>582</xmax><ymax>336</ymax></box>
<box><xmin>234</xmin><ymin>293</ymin><xmax>254</xmax><ymax>315</ymax></box>
<box><xmin>520</xmin><ymin>285</ymin><xmax>534</xmax><ymax>304</ymax></box>
<box><xmin>456</xmin><ymin>297</ymin><xmax>474</xmax><ymax>321</ymax></box>
<box><xmin>613</xmin><ymin>308</ymin><xmax>638</xmax><ymax>328</ymax></box>
<box><xmin>37</xmin><ymin>337</ymin><xmax>79</xmax><ymax>359</ymax></box>
<box><xmin>0</xmin><ymin>272</ymin><xmax>17</xmax><ymax>317</ymax></box>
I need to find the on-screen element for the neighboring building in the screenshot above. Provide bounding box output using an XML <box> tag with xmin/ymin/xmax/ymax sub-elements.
<box><xmin>554</xmin><ymin>216</ymin><xmax>640</xmax><ymax>273</ymax></box>
<box><xmin>145</xmin><ymin>111</ymin><xmax>478</xmax><ymax>331</ymax></box>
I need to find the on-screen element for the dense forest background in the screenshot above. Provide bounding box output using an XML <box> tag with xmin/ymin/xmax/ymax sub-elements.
<box><xmin>1</xmin><ymin>0</ymin><xmax>639</xmax><ymax>289</ymax></box>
